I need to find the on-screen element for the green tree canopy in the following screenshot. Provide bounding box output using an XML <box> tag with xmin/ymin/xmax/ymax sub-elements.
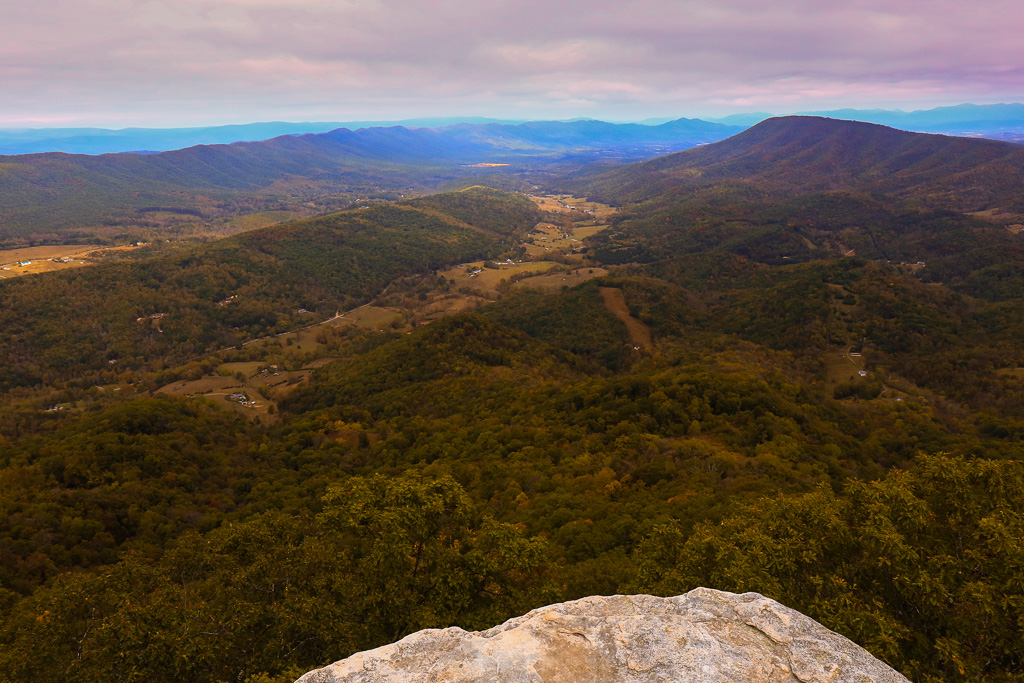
<box><xmin>631</xmin><ymin>455</ymin><xmax>1024</xmax><ymax>682</ymax></box>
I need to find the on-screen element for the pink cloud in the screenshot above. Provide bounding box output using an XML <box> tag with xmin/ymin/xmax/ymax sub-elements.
<box><xmin>2</xmin><ymin>0</ymin><xmax>1024</xmax><ymax>126</ymax></box>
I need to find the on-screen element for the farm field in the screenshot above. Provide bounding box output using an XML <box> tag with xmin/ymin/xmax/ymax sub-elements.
<box><xmin>415</xmin><ymin>293</ymin><xmax>491</xmax><ymax>321</ymax></box>
<box><xmin>244</xmin><ymin>305</ymin><xmax>404</xmax><ymax>356</ymax></box>
<box><xmin>337</xmin><ymin>305</ymin><xmax>404</xmax><ymax>331</ymax></box>
<box><xmin>528</xmin><ymin>193</ymin><xmax>616</xmax><ymax>220</ymax></box>
<box><xmin>246</xmin><ymin>317</ymin><xmax>336</xmax><ymax>353</ymax></box>
<box><xmin>524</xmin><ymin>219</ymin><xmax>607</xmax><ymax>257</ymax></box>
<box><xmin>822</xmin><ymin>348</ymin><xmax>867</xmax><ymax>386</ymax></box>
<box><xmin>152</xmin><ymin>301</ymin><xmax>420</xmax><ymax>424</ymax></box>
<box><xmin>157</xmin><ymin>362</ymin><xmax>315</xmax><ymax>423</ymax></box>
<box><xmin>0</xmin><ymin>244</ymin><xmax>102</xmax><ymax>262</ymax></box>
<box><xmin>419</xmin><ymin>199</ymin><xmax>617</xmax><ymax>312</ymax></box>
<box><xmin>514</xmin><ymin>266</ymin><xmax>609</xmax><ymax>292</ymax></box>
<box><xmin>157</xmin><ymin>375</ymin><xmax>275</xmax><ymax>423</ymax></box>
<box><xmin>440</xmin><ymin>260</ymin><xmax>560</xmax><ymax>292</ymax></box>
<box><xmin>571</xmin><ymin>223</ymin><xmax>608</xmax><ymax>239</ymax></box>
<box><xmin>0</xmin><ymin>242</ymin><xmax>155</xmax><ymax>278</ymax></box>
<box><xmin>0</xmin><ymin>244</ymin><xmax>102</xmax><ymax>278</ymax></box>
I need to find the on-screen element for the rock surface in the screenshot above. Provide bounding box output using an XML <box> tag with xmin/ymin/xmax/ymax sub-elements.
<box><xmin>295</xmin><ymin>588</ymin><xmax>910</xmax><ymax>683</ymax></box>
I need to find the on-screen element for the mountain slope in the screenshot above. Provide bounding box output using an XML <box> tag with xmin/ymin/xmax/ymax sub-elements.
<box><xmin>0</xmin><ymin>187</ymin><xmax>540</xmax><ymax>388</ymax></box>
<box><xmin>796</xmin><ymin>103</ymin><xmax>1024</xmax><ymax>135</ymax></box>
<box><xmin>709</xmin><ymin>103</ymin><xmax>1024</xmax><ymax>139</ymax></box>
<box><xmin>579</xmin><ymin>116</ymin><xmax>1024</xmax><ymax>211</ymax></box>
<box><xmin>0</xmin><ymin>118</ymin><xmax>737</xmax><ymax>241</ymax></box>
<box><xmin>2</xmin><ymin>168</ymin><xmax>1024</xmax><ymax>683</ymax></box>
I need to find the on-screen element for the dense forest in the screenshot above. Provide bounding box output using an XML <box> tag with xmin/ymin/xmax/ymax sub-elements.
<box><xmin>2</xmin><ymin>119</ymin><xmax>1024</xmax><ymax>682</ymax></box>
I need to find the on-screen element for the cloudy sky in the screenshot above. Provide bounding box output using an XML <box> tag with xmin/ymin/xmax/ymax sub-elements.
<box><xmin>3</xmin><ymin>0</ymin><xmax>1023</xmax><ymax>127</ymax></box>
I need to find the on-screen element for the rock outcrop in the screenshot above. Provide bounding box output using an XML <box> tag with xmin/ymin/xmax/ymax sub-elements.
<box><xmin>295</xmin><ymin>588</ymin><xmax>909</xmax><ymax>682</ymax></box>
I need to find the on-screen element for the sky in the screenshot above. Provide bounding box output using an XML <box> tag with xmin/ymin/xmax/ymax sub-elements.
<box><xmin>3</xmin><ymin>0</ymin><xmax>1024</xmax><ymax>128</ymax></box>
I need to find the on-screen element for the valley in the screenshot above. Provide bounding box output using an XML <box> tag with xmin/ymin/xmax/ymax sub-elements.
<box><xmin>0</xmin><ymin>119</ymin><xmax>737</xmax><ymax>246</ymax></box>
<box><xmin>1</xmin><ymin>117</ymin><xmax>1023</xmax><ymax>683</ymax></box>
<box><xmin>52</xmin><ymin>193</ymin><xmax>618</xmax><ymax>422</ymax></box>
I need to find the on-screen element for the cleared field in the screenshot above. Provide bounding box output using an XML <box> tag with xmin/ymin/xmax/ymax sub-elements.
<box><xmin>523</xmin><ymin>243</ymin><xmax>555</xmax><ymax>257</ymax></box>
<box><xmin>156</xmin><ymin>362</ymin><xmax>312</xmax><ymax>424</ymax></box>
<box><xmin>0</xmin><ymin>242</ymin><xmax>155</xmax><ymax>279</ymax></box>
<box><xmin>823</xmin><ymin>349</ymin><xmax>866</xmax><ymax>386</ymax></box>
<box><xmin>225</xmin><ymin>211</ymin><xmax>301</xmax><ymax>232</ymax></box>
<box><xmin>219</xmin><ymin>361</ymin><xmax>264</xmax><ymax>377</ymax></box>
<box><xmin>0</xmin><ymin>259</ymin><xmax>88</xmax><ymax>279</ymax></box>
<box><xmin>523</xmin><ymin>217</ymin><xmax>609</xmax><ymax>258</ymax></box>
<box><xmin>339</xmin><ymin>305</ymin><xmax>403</xmax><ymax>330</ymax></box>
<box><xmin>272</xmin><ymin>324</ymin><xmax>331</xmax><ymax>351</ymax></box>
<box><xmin>528</xmin><ymin>223</ymin><xmax>573</xmax><ymax>250</ymax></box>
<box><xmin>516</xmin><ymin>267</ymin><xmax>609</xmax><ymax>292</ymax></box>
<box><xmin>433</xmin><ymin>200</ymin><xmax>612</xmax><ymax>288</ymax></box>
<box><xmin>529</xmin><ymin>195</ymin><xmax>570</xmax><ymax>212</ymax></box>
<box><xmin>303</xmin><ymin>357</ymin><xmax>337</xmax><ymax>369</ymax></box>
<box><xmin>970</xmin><ymin>208</ymin><xmax>1024</xmax><ymax>225</ymax></box>
<box><xmin>244</xmin><ymin>306</ymin><xmax>402</xmax><ymax>357</ymax></box>
<box><xmin>0</xmin><ymin>244</ymin><xmax>104</xmax><ymax>279</ymax></box>
<box><xmin>528</xmin><ymin>194</ymin><xmax>615</xmax><ymax>220</ymax></box>
<box><xmin>572</xmin><ymin>224</ymin><xmax>608</xmax><ymax>239</ymax></box>
<box><xmin>419</xmin><ymin>294</ymin><xmax>487</xmax><ymax>318</ymax></box>
<box><xmin>599</xmin><ymin>286</ymin><xmax>652</xmax><ymax>349</ymax></box>
<box><xmin>247</xmin><ymin>320</ymin><xmax>332</xmax><ymax>352</ymax></box>
<box><xmin>441</xmin><ymin>260</ymin><xmax>561</xmax><ymax>290</ymax></box>
<box><xmin>212</xmin><ymin>394</ymin><xmax>274</xmax><ymax>423</ymax></box>
<box><xmin>0</xmin><ymin>244</ymin><xmax>102</xmax><ymax>263</ymax></box>
<box><xmin>157</xmin><ymin>376</ymin><xmax>243</xmax><ymax>396</ymax></box>
<box><xmin>250</xmin><ymin>368</ymin><xmax>310</xmax><ymax>390</ymax></box>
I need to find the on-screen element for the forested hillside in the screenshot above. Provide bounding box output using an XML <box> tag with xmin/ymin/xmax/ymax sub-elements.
<box><xmin>0</xmin><ymin>118</ymin><xmax>737</xmax><ymax>242</ymax></box>
<box><xmin>1</xmin><ymin>118</ymin><xmax>1023</xmax><ymax>683</ymax></box>
<box><xmin>0</xmin><ymin>187</ymin><xmax>540</xmax><ymax>389</ymax></box>
<box><xmin>578</xmin><ymin>115</ymin><xmax>1024</xmax><ymax>211</ymax></box>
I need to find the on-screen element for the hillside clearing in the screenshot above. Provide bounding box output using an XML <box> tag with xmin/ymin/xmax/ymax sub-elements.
<box><xmin>515</xmin><ymin>267</ymin><xmax>609</xmax><ymax>292</ymax></box>
<box><xmin>599</xmin><ymin>286</ymin><xmax>652</xmax><ymax>350</ymax></box>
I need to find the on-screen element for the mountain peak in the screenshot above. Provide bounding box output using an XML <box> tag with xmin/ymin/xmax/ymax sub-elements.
<box><xmin>582</xmin><ymin>114</ymin><xmax>1024</xmax><ymax>211</ymax></box>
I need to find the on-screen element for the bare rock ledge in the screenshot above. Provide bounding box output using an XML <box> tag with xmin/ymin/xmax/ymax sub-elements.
<box><xmin>295</xmin><ymin>588</ymin><xmax>909</xmax><ymax>682</ymax></box>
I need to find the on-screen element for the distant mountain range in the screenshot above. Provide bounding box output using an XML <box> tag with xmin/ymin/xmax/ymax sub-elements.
<box><xmin>0</xmin><ymin>118</ymin><xmax>739</xmax><ymax>240</ymax></box>
<box><xmin>5</xmin><ymin>103</ymin><xmax>1024</xmax><ymax>156</ymax></box>
<box><xmin>0</xmin><ymin>116</ymin><xmax>726</xmax><ymax>156</ymax></box>
<box><xmin>0</xmin><ymin>117</ymin><xmax>528</xmax><ymax>156</ymax></box>
<box><xmin>9</xmin><ymin>112</ymin><xmax>1024</xmax><ymax>242</ymax></box>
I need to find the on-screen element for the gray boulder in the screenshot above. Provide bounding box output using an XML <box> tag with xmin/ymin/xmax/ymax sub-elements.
<box><xmin>296</xmin><ymin>588</ymin><xmax>909</xmax><ymax>682</ymax></box>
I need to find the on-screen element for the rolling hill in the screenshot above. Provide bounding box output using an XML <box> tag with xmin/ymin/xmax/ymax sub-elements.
<box><xmin>0</xmin><ymin>187</ymin><xmax>540</xmax><ymax>389</ymax></box>
<box><xmin>0</xmin><ymin>118</ymin><xmax>738</xmax><ymax>242</ymax></box>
